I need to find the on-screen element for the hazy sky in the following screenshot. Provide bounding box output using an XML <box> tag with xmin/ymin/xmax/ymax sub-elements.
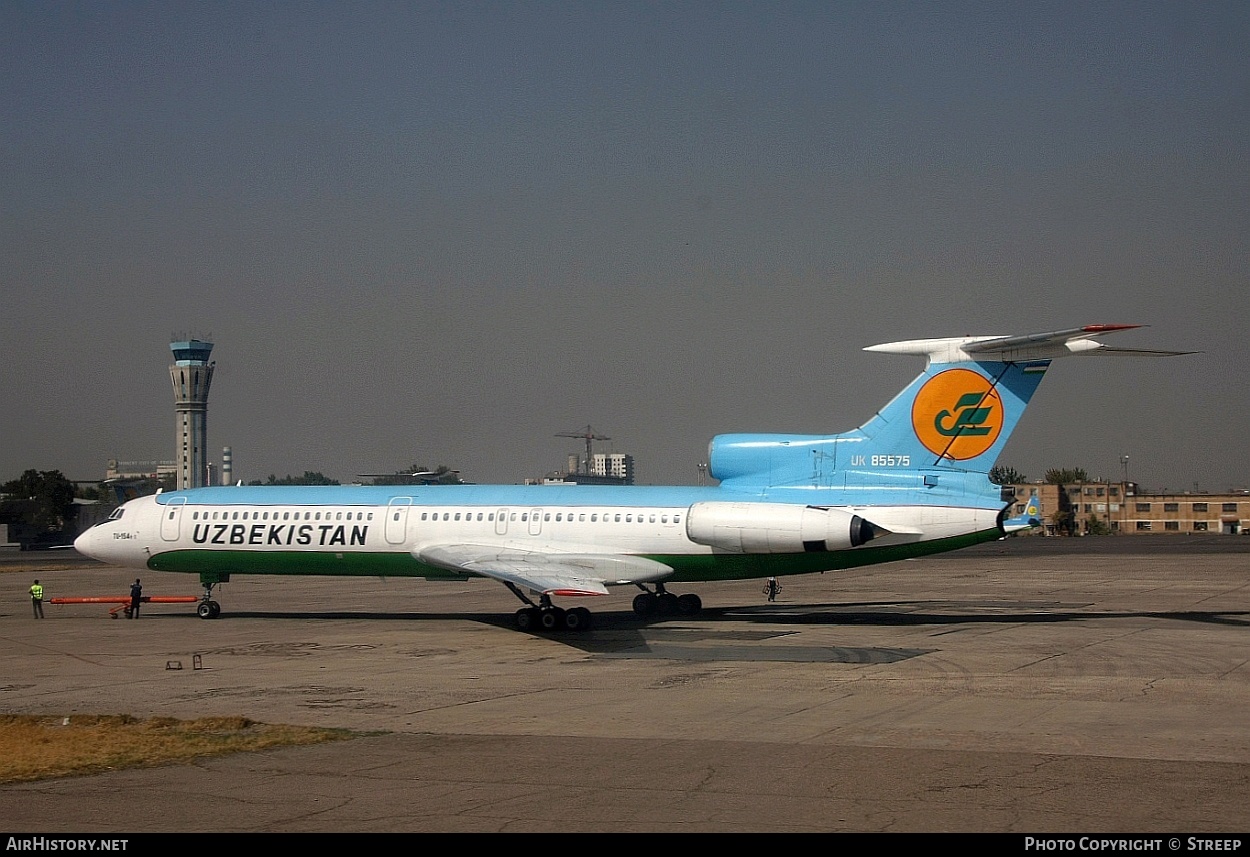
<box><xmin>2</xmin><ymin>2</ymin><xmax>1246</xmax><ymax>493</ymax></box>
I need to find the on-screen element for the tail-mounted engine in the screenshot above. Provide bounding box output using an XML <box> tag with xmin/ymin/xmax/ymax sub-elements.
<box><xmin>686</xmin><ymin>501</ymin><xmax>882</xmax><ymax>554</ymax></box>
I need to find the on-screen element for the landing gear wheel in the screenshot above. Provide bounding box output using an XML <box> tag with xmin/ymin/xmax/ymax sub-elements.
<box><xmin>539</xmin><ymin>607</ymin><xmax>566</xmax><ymax>631</ymax></box>
<box><xmin>632</xmin><ymin>593</ymin><xmax>657</xmax><ymax>617</ymax></box>
<box><xmin>197</xmin><ymin>601</ymin><xmax>214</xmax><ymax>619</ymax></box>
<box><xmin>515</xmin><ymin>607</ymin><xmax>538</xmax><ymax>632</ymax></box>
<box><xmin>656</xmin><ymin>592</ymin><xmax>680</xmax><ymax>615</ymax></box>
<box><xmin>677</xmin><ymin>593</ymin><xmax>702</xmax><ymax>616</ymax></box>
<box><xmin>564</xmin><ymin>606</ymin><xmax>592</xmax><ymax>632</ymax></box>
<box><xmin>207</xmin><ymin>600</ymin><xmax>221</xmax><ymax>618</ymax></box>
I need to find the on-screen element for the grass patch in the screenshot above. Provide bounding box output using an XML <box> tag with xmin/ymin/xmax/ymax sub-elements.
<box><xmin>0</xmin><ymin>714</ymin><xmax>356</xmax><ymax>784</ymax></box>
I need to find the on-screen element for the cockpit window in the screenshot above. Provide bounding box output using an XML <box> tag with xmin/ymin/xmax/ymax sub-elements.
<box><xmin>108</xmin><ymin>507</ymin><xmax>125</xmax><ymax>521</ymax></box>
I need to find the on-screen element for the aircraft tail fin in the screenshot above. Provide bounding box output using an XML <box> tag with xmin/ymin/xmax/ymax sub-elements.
<box><xmin>709</xmin><ymin>325</ymin><xmax>1187</xmax><ymax>488</ymax></box>
<box><xmin>1001</xmin><ymin>492</ymin><xmax>1043</xmax><ymax>533</ymax></box>
<box><xmin>851</xmin><ymin>350</ymin><xmax>1047</xmax><ymax>476</ymax></box>
<box><xmin>105</xmin><ymin>479</ymin><xmax>143</xmax><ymax>505</ymax></box>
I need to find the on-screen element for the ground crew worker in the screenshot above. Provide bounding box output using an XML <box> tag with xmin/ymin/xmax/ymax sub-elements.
<box><xmin>30</xmin><ymin>579</ymin><xmax>44</xmax><ymax>619</ymax></box>
<box><xmin>765</xmin><ymin>577</ymin><xmax>779</xmax><ymax>602</ymax></box>
<box><xmin>129</xmin><ymin>579</ymin><xmax>142</xmax><ymax>619</ymax></box>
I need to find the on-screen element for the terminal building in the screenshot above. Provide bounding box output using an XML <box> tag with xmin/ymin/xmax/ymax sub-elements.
<box><xmin>1003</xmin><ymin>482</ymin><xmax>1249</xmax><ymax>536</ymax></box>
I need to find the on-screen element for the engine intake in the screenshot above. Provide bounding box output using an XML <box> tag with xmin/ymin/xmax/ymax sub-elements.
<box><xmin>686</xmin><ymin>501</ymin><xmax>882</xmax><ymax>554</ymax></box>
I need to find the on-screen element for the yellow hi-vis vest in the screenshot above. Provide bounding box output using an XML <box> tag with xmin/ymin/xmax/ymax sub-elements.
<box><xmin>30</xmin><ymin>584</ymin><xmax>43</xmax><ymax>600</ymax></box>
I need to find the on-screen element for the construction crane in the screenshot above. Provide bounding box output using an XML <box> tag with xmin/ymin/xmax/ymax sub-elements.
<box><xmin>556</xmin><ymin>425</ymin><xmax>610</xmax><ymax>475</ymax></box>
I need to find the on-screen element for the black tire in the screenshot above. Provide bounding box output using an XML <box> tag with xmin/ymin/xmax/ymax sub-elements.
<box><xmin>564</xmin><ymin>607</ymin><xmax>592</xmax><ymax>632</ymax></box>
<box><xmin>539</xmin><ymin>608</ymin><xmax>564</xmax><ymax>632</ymax></box>
<box><xmin>207</xmin><ymin>601</ymin><xmax>221</xmax><ymax>618</ymax></box>
<box><xmin>632</xmin><ymin>593</ymin><xmax>657</xmax><ymax>617</ymax></box>
<box><xmin>677</xmin><ymin>593</ymin><xmax>702</xmax><ymax>616</ymax></box>
<box><xmin>515</xmin><ymin>608</ymin><xmax>537</xmax><ymax>631</ymax></box>
<box><xmin>656</xmin><ymin>592</ymin><xmax>680</xmax><ymax>615</ymax></box>
<box><xmin>197</xmin><ymin>601</ymin><xmax>213</xmax><ymax>620</ymax></box>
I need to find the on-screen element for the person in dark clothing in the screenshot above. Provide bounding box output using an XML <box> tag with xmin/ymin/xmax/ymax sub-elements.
<box><xmin>129</xmin><ymin>579</ymin><xmax>142</xmax><ymax>618</ymax></box>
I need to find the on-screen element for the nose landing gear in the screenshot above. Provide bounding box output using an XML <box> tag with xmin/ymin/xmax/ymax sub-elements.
<box><xmin>196</xmin><ymin>578</ymin><xmax>223</xmax><ymax>620</ymax></box>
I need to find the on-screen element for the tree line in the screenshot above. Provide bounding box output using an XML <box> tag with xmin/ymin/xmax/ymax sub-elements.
<box><xmin>0</xmin><ymin>470</ymin><xmax>81</xmax><ymax>549</ymax></box>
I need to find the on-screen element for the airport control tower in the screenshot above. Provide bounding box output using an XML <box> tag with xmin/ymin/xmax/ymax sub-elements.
<box><xmin>169</xmin><ymin>339</ymin><xmax>215</xmax><ymax>489</ymax></box>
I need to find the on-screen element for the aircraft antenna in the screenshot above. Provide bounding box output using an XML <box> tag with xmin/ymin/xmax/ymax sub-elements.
<box><xmin>556</xmin><ymin>425</ymin><xmax>610</xmax><ymax>475</ymax></box>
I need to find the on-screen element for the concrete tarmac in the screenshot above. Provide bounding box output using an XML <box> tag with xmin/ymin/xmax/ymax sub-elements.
<box><xmin>1</xmin><ymin>535</ymin><xmax>1248</xmax><ymax>833</ymax></box>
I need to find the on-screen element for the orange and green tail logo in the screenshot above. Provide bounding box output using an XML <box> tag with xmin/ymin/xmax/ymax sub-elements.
<box><xmin>911</xmin><ymin>369</ymin><xmax>1003</xmax><ymax>460</ymax></box>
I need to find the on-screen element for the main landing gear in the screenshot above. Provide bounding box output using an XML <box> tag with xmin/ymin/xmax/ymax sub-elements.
<box><xmin>503</xmin><ymin>582</ymin><xmax>704</xmax><ymax>633</ymax></box>
<box><xmin>196</xmin><ymin>580</ymin><xmax>222</xmax><ymax>620</ymax></box>
<box><xmin>505</xmin><ymin>583</ymin><xmax>592</xmax><ymax>633</ymax></box>
<box><xmin>632</xmin><ymin>583</ymin><xmax>701</xmax><ymax>618</ymax></box>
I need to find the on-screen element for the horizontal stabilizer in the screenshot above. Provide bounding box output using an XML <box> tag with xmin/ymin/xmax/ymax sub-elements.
<box><xmin>866</xmin><ymin>324</ymin><xmax>1194</xmax><ymax>365</ymax></box>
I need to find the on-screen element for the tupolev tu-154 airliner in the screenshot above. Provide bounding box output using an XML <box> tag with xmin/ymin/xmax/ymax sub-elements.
<box><xmin>75</xmin><ymin>324</ymin><xmax>1188</xmax><ymax>632</ymax></box>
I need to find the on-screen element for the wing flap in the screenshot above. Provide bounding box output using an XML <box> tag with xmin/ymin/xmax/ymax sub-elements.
<box><xmin>417</xmin><ymin>545</ymin><xmax>673</xmax><ymax>596</ymax></box>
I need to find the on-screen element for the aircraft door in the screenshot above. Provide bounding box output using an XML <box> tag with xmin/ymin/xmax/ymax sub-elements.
<box><xmin>385</xmin><ymin>497</ymin><xmax>412</xmax><ymax>545</ymax></box>
<box><xmin>528</xmin><ymin>508</ymin><xmax>543</xmax><ymax>536</ymax></box>
<box><xmin>495</xmin><ymin>508</ymin><xmax>508</xmax><ymax>536</ymax></box>
<box><xmin>160</xmin><ymin>497</ymin><xmax>186</xmax><ymax>542</ymax></box>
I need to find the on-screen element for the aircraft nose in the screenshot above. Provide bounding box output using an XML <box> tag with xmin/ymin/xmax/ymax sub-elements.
<box><xmin>73</xmin><ymin>527</ymin><xmax>96</xmax><ymax>558</ymax></box>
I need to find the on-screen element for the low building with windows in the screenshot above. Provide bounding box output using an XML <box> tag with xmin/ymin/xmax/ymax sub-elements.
<box><xmin>105</xmin><ymin>459</ymin><xmax>178</xmax><ymax>482</ymax></box>
<box><xmin>1002</xmin><ymin>482</ymin><xmax>1249</xmax><ymax>536</ymax></box>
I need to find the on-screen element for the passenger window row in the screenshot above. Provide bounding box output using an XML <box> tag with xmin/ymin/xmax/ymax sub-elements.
<box><xmin>417</xmin><ymin>510</ymin><xmax>681</xmax><ymax>525</ymax></box>
<box><xmin>189</xmin><ymin>509</ymin><xmax>374</xmax><ymax>522</ymax></box>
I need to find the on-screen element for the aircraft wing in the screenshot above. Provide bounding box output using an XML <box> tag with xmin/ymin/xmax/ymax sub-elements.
<box><xmin>417</xmin><ymin>545</ymin><xmax>673</xmax><ymax>597</ymax></box>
